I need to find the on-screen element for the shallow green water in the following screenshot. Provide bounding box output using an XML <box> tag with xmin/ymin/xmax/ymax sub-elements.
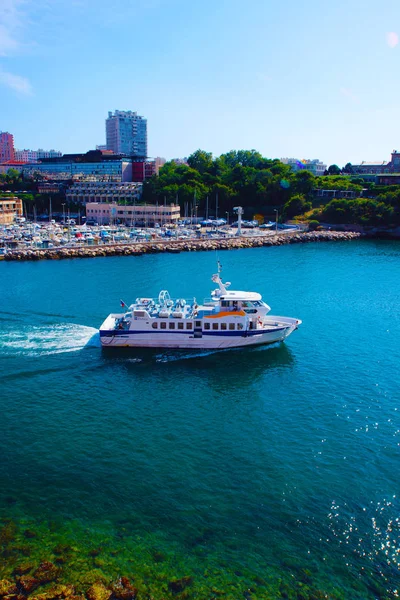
<box><xmin>0</xmin><ymin>240</ymin><xmax>399</xmax><ymax>599</ymax></box>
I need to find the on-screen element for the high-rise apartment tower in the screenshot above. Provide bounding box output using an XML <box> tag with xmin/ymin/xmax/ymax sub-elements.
<box><xmin>0</xmin><ymin>132</ymin><xmax>15</xmax><ymax>162</ymax></box>
<box><xmin>106</xmin><ymin>110</ymin><xmax>147</xmax><ymax>158</ymax></box>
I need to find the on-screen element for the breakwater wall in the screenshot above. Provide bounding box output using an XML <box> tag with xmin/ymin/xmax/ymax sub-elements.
<box><xmin>2</xmin><ymin>231</ymin><xmax>362</xmax><ymax>262</ymax></box>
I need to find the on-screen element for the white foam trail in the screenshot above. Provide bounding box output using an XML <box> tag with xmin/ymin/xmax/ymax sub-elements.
<box><xmin>0</xmin><ymin>324</ymin><xmax>99</xmax><ymax>356</ymax></box>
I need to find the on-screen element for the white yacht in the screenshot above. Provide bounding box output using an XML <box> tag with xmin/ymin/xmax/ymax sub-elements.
<box><xmin>99</xmin><ymin>264</ymin><xmax>301</xmax><ymax>349</ymax></box>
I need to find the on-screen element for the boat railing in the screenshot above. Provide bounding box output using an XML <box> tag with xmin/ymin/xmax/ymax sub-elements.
<box><xmin>203</xmin><ymin>297</ymin><xmax>217</xmax><ymax>306</ymax></box>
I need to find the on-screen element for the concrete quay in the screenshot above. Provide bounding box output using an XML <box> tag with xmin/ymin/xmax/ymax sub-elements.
<box><xmin>2</xmin><ymin>230</ymin><xmax>362</xmax><ymax>262</ymax></box>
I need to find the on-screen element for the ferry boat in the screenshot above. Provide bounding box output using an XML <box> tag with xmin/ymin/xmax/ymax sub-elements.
<box><xmin>99</xmin><ymin>265</ymin><xmax>301</xmax><ymax>349</ymax></box>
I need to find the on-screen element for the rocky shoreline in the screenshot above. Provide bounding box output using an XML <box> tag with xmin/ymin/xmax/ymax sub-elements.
<box><xmin>2</xmin><ymin>231</ymin><xmax>362</xmax><ymax>262</ymax></box>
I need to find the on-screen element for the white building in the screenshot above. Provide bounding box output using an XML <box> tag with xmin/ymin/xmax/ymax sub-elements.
<box><xmin>106</xmin><ymin>110</ymin><xmax>147</xmax><ymax>158</ymax></box>
<box><xmin>281</xmin><ymin>158</ymin><xmax>327</xmax><ymax>177</ymax></box>
<box><xmin>86</xmin><ymin>202</ymin><xmax>180</xmax><ymax>226</ymax></box>
<box><xmin>14</xmin><ymin>149</ymin><xmax>62</xmax><ymax>163</ymax></box>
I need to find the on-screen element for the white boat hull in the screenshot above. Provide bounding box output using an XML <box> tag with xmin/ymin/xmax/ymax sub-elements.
<box><xmin>100</xmin><ymin>318</ymin><xmax>299</xmax><ymax>349</ymax></box>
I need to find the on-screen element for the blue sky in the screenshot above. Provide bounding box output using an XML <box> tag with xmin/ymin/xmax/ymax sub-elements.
<box><xmin>1</xmin><ymin>0</ymin><xmax>400</xmax><ymax>166</ymax></box>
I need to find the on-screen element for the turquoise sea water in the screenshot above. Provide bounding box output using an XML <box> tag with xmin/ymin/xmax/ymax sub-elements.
<box><xmin>0</xmin><ymin>240</ymin><xmax>399</xmax><ymax>599</ymax></box>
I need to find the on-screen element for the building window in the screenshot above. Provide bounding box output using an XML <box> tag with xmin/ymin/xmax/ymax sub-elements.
<box><xmin>229</xmin><ymin>323</ymin><xmax>235</xmax><ymax>330</ymax></box>
<box><xmin>204</xmin><ymin>322</ymin><xmax>210</xmax><ymax>330</ymax></box>
<box><xmin>152</xmin><ymin>322</ymin><xmax>158</xmax><ymax>329</ymax></box>
<box><xmin>221</xmin><ymin>322</ymin><xmax>227</xmax><ymax>330</ymax></box>
<box><xmin>160</xmin><ymin>322</ymin><xmax>166</xmax><ymax>329</ymax></box>
<box><xmin>212</xmin><ymin>323</ymin><xmax>218</xmax><ymax>330</ymax></box>
<box><xmin>169</xmin><ymin>322</ymin><xmax>175</xmax><ymax>329</ymax></box>
<box><xmin>178</xmin><ymin>322</ymin><xmax>184</xmax><ymax>330</ymax></box>
<box><xmin>186</xmin><ymin>322</ymin><xmax>193</xmax><ymax>329</ymax></box>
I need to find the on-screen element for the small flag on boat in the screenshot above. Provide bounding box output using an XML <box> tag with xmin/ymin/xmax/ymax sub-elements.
<box><xmin>120</xmin><ymin>299</ymin><xmax>127</xmax><ymax>308</ymax></box>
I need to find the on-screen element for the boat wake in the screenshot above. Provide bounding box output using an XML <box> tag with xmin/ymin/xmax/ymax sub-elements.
<box><xmin>0</xmin><ymin>324</ymin><xmax>100</xmax><ymax>357</ymax></box>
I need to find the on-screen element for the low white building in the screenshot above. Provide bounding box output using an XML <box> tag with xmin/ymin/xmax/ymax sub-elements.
<box><xmin>281</xmin><ymin>158</ymin><xmax>327</xmax><ymax>176</ymax></box>
<box><xmin>86</xmin><ymin>202</ymin><xmax>181</xmax><ymax>226</ymax></box>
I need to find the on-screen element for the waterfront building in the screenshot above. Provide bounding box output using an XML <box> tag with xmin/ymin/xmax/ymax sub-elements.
<box><xmin>0</xmin><ymin>132</ymin><xmax>15</xmax><ymax>162</ymax></box>
<box><xmin>66</xmin><ymin>182</ymin><xmax>142</xmax><ymax>205</ymax></box>
<box><xmin>37</xmin><ymin>182</ymin><xmax>66</xmax><ymax>195</ymax></box>
<box><xmin>0</xmin><ymin>196</ymin><xmax>23</xmax><ymax>225</ymax></box>
<box><xmin>20</xmin><ymin>151</ymin><xmax>133</xmax><ymax>182</ymax></box>
<box><xmin>281</xmin><ymin>158</ymin><xmax>327</xmax><ymax>176</ymax></box>
<box><xmin>86</xmin><ymin>202</ymin><xmax>180</xmax><ymax>226</ymax></box>
<box><xmin>106</xmin><ymin>110</ymin><xmax>147</xmax><ymax>158</ymax></box>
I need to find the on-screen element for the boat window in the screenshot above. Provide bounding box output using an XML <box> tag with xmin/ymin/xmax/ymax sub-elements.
<box><xmin>169</xmin><ymin>322</ymin><xmax>175</xmax><ymax>329</ymax></box>
<box><xmin>152</xmin><ymin>322</ymin><xmax>158</xmax><ymax>329</ymax></box>
<box><xmin>212</xmin><ymin>323</ymin><xmax>218</xmax><ymax>330</ymax></box>
<box><xmin>221</xmin><ymin>300</ymin><xmax>229</xmax><ymax>307</ymax></box>
<box><xmin>237</xmin><ymin>323</ymin><xmax>243</xmax><ymax>330</ymax></box>
<box><xmin>229</xmin><ymin>323</ymin><xmax>235</xmax><ymax>330</ymax></box>
<box><xmin>221</xmin><ymin>322</ymin><xmax>227</xmax><ymax>330</ymax></box>
<box><xmin>186</xmin><ymin>322</ymin><xmax>193</xmax><ymax>329</ymax></box>
<box><xmin>160</xmin><ymin>322</ymin><xmax>167</xmax><ymax>329</ymax></box>
<box><xmin>204</xmin><ymin>322</ymin><xmax>210</xmax><ymax>330</ymax></box>
<box><xmin>195</xmin><ymin>320</ymin><xmax>201</xmax><ymax>327</ymax></box>
<box><xmin>178</xmin><ymin>322</ymin><xmax>184</xmax><ymax>330</ymax></box>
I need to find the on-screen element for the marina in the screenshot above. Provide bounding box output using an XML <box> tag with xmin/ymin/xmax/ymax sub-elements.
<box><xmin>0</xmin><ymin>225</ymin><xmax>362</xmax><ymax>261</ymax></box>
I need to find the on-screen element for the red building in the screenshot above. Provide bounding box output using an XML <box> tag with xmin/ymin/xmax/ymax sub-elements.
<box><xmin>131</xmin><ymin>160</ymin><xmax>157</xmax><ymax>182</ymax></box>
<box><xmin>0</xmin><ymin>132</ymin><xmax>15</xmax><ymax>162</ymax></box>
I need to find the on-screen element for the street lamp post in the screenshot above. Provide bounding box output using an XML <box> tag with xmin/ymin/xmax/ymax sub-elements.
<box><xmin>62</xmin><ymin>203</ymin><xmax>65</xmax><ymax>225</ymax></box>
<box><xmin>274</xmin><ymin>209</ymin><xmax>278</xmax><ymax>232</ymax></box>
<box><xmin>226</xmin><ymin>211</ymin><xmax>229</xmax><ymax>225</ymax></box>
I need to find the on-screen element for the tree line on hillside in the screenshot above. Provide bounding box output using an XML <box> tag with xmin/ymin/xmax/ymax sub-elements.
<box><xmin>142</xmin><ymin>150</ymin><xmax>366</xmax><ymax>221</ymax></box>
<box><xmin>2</xmin><ymin>152</ymin><xmax>400</xmax><ymax>226</ymax></box>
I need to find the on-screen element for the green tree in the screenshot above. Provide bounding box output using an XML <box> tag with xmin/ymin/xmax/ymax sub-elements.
<box><xmin>327</xmin><ymin>164</ymin><xmax>341</xmax><ymax>176</ymax></box>
<box><xmin>187</xmin><ymin>150</ymin><xmax>213</xmax><ymax>174</ymax></box>
<box><xmin>292</xmin><ymin>170</ymin><xmax>315</xmax><ymax>197</ymax></box>
<box><xmin>282</xmin><ymin>194</ymin><xmax>312</xmax><ymax>219</ymax></box>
